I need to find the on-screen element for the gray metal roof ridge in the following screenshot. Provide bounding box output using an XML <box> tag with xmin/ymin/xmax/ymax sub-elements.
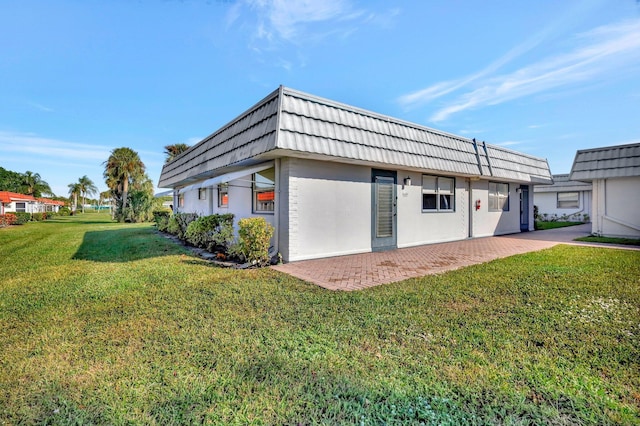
<box><xmin>573</xmin><ymin>141</ymin><xmax>640</xmax><ymax>154</ymax></box>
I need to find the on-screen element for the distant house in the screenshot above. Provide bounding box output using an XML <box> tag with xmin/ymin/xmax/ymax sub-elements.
<box><xmin>159</xmin><ymin>86</ymin><xmax>553</xmax><ymax>262</ymax></box>
<box><xmin>533</xmin><ymin>174</ymin><xmax>592</xmax><ymax>222</ymax></box>
<box><xmin>0</xmin><ymin>191</ymin><xmax>64</xmax><ymax>215</ymax></box>
<box><xmin>569</xmin><ymin>143</ymin><xmax>640</xmax><ymax>238</ymax></box>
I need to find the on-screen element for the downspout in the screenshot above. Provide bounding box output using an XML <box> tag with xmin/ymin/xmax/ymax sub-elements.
<box><xmin>468</xmin><ymin>178</ymin><xmax>473</xmax><ymax>238</ymax></box>
<box><xmin>173</xmin><ymin>190</ymin><xmax>179</xmax><ymax>214</ymax></box>
<box><xmin>271</xmin><ymin>158</ymin><xmax>281</xmax><ymax>260</ymax></box>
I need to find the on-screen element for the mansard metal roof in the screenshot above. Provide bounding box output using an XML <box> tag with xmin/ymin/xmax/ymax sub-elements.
<box><xmin>159</xmin><ymin>86</ymin><xmax>553</xmax><ymax>188</ymax></box>
<box><xmin>569</xmin><ymin>143</ymin><xmax>640</xmax><ymax>181</ymax></box>
<box><xmin>533</xmin><ymin>174</ymin><xmax>591</xmax><ymax>193</ymax></box>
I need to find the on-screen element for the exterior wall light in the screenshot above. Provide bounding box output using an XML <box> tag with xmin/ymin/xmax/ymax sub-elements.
<box><xmin>403</xmin><ymin>177</ymin><xmax>412</xmax><ymax>188</ymax></box>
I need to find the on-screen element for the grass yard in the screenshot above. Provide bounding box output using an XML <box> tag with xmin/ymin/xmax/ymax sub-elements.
<box><xmin>535</xmin><ymin>221</ymin><xmax>585</xmax><ymax>230</ymax></box>
<box><xmin>1</xmin><ymin>214</ymin><xmax>639</xmax><ymax>425</ymax></box>
<box><xmin>575</xmin><ymin>235</ymin><xmax>640</xmax><ymax>247</ymax></box>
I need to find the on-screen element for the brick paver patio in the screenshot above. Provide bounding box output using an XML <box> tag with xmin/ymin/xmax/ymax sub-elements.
<box><xmin>272</xmin><ymin>224</ymin><xmax>637</xmax><ymax>291</ymax></box>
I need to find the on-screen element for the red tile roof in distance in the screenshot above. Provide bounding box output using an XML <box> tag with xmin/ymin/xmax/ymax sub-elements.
<box><xmin>0</xmin><ymin>191</ymin><xmax>63</xmax><ymax>205</ymax></box>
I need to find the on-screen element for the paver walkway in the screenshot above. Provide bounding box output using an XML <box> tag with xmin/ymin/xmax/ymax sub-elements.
<box><xmin>272</xmin><ymin>224</ymin><xmax>638</xmax><ymax>291</ymax></box>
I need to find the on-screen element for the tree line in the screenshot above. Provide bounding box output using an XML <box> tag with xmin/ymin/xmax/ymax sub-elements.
<box><xmin>100</xmin><ymin>143</ymin><xmax>190</xmax><ymax>222</ymax></box>
<box><xmin>3</xmin><ymin>143</ymin><xmax>189</xmax><ymax>223</ymax></box>
<box><xmin>0</xmin><ymin>167</ymin><xmax>54</xmax><ymax>198</ymax></box>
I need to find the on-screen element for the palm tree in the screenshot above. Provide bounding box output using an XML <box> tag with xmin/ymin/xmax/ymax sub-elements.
<box><xmin>77</xmin><ymin>175</ymin><xmax>98</xmax><ymax>213</ymax></box>
<box><xmin>163</xmin><ymin>143</ymin><xmax>190</xmax><ymax>163</ymax></box>
<box><xmin>68</xmin><ymin>182</ymin><xmax>81</xmax><ymax>214</ymax></box>
<box><xmin>22</xmin><ymin>171</ymin><xmax>53</xmax><ymax>197</ymax></box>
<box><xmin>103</xmin><ymin>147</ymin><xmax>145</xmax><ymax>221</ymax></box>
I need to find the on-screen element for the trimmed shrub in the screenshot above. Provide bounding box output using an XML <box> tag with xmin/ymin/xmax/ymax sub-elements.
<box><xmin>152</xmin><ymin>210</ymin><xmax>171</xmax><ymax>232</ymax></box>
<box><xmin>167</xmin><ymin>213</ymin><xmax>198</xmax><ymax>240</ymax></box>
<box><xmin>13</xmin><ymin>212</ymin><xmax>31</xmax><ymax>225</ymax></box>
<box><xmin>185</xmin><ymin>214</ymin><xmax>234</xmax><ymax>252</ymax></box>
<box><xmin>167</xmin><ymin>215</ymin><xmax>180</xmax><ymax>236</ymax></box>
<box><xmin>32</xmin><ymin>212</ymin><xmax>46</xmax><ymax>221</ymax></box>
<box><xmin>0</xmin><ymin>213</ymin><xmax>17</xmax><ymax>228</ymax></box>
<box><xmin>234</xmin><ymin>217</ymin><xmax>274</xmax><ymax>266</ymax></box>
<box><xmin>58</xmin><ymin>207</ymin><xmax>71</xmax><ymax>216</ymax></box>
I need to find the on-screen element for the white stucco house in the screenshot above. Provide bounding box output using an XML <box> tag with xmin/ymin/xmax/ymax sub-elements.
<box><xmin>158</xmin><ymin>86</ymin><xmax>553</xmax><ymax>262</ymax></box>
<box><xmin>533</xmin><ymin>174</ymin><xmax>592</xmax><ymax>222</ymax></box>
<box><xmin>569</xmin><ymin>143</ymin><xmax>640</xmax><ymax>238</ymax></box>
<box><xmin>0</xmin><ymin>191</ymin><xmax>64</xmax><ymax>215</ymax></box>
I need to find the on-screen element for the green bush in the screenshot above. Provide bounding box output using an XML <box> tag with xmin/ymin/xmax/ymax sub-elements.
<box><xmin>234</xmin><ymin>217</ymin><xmax>274</xmax><ymax>266</ymax></box>
<box><xmin>13</xmin><ymin>212</ymin><xmax>31</xmax><ymax>225</ymax></box>
<box><xmin>58</xmin><ymin>207</ymin><xmax>71</xmax><ymax>216</ymax></box>
<box><xmin>31</xmin><ymin>212</ymin><xmax>46</xmax><ymax>221</ymax></box>
<box><xmin>152</xmin><ymin>210</ymin><xmax>171</xmax><ymax>232</ymax></box>
<box><xmin>185</xmin><ymin>214</ymin><xmax>234</xmax><ymax>252</ymax></box>
<box><xmin>167</xmin><ymin>213</ymin><xmax>198</xmax><ymax>240</ymax></box>
<box><xmin>167</xmin><ymin>215</ymin><xmax>180</xmax><ymax>236</ymax></box>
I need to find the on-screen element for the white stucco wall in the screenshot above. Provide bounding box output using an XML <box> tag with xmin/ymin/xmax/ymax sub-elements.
<box><xmin>534</xmin><ymin>191</ymin><xmax>592</xmax><ymax>220</ymax></box>
<box><xmin>592</xmin><ymin>177</ymin><xmax>640</xmax><ymax>238</ymax></box>
<box><xmin>177</xmin><ymin>172</ymin><xmax>275</xmax><ymax>236</ymax></box>
<box><xmin>470</xmin><ymin>180</ymin><xmax>521</xmax><ymax>238</ymax></box>
<box><xmin>285</xmin><ymin>158</ymin><xmax>371</xmax><ymax>262</ymax></box>
<box><xmin>180</xmin><ymin>189</ymin><xmax>209</xmax><ymax>216</ymax></box>
<box><xmin>175</xmin><ymin>159</ymin><xmax>538</xmax><ymax>262</ymax></box>
<box><xmin>396</xmin><ymin>171</ymin><xmax>469</xmax><ymax>247</ymax></box>
<box><xmin>3</xmin><ymin>201</ymin><xmax>38</xmax><ymax>213</ymax></box>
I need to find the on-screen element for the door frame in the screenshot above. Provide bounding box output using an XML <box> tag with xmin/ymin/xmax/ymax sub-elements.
<box><xmin>520</xmin><ymin>184</ymin><xmax>530</xmax><ymax>232</ymax></box>
<box><xmin>371</xmin><ymin>169</ymin><xmax>397</xmax><ymax>251</ymax></box>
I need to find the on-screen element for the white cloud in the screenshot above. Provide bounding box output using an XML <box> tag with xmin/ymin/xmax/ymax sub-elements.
<box><xmin>426</xmin><ymin>18</ymin><xmax>640</xmax><ymax>122</ymax></box>
<box><xmin>229</xmin><ymin>0</ymin><xmax>381</xmax><ymax>48</ymax></box>
<box><xmin>263</xmin><ymin>0</ymin><xmax>351</xmax><ymax>41</ymax></box>
<box><xmin>26</xmin><ymin>101</ymin><xmax>54</xmax><ymax>112</ymax></box>
<box><xmin>494</xmin><ymin>141</ymin><xmax>523</xmax><ymax>147</ymax></box>
<box><xmin>0</xmin><ymin>131</ymin><xmax>167</xmax><ymax>196</ymax></box>
<box><xmin>0</xmin><ymin>131</ymin><xmax>111</xmax><ymax>162</ymax></box>
<box><xmin>397</xmin><ymin>3</ymin><xmax>572</xmax><ymax>109</ymax></box>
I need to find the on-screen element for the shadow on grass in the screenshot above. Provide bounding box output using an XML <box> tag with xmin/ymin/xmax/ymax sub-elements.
<box><xmin>73</xmin><ymin>227</ymin><xmax>185</xmax><ymax>262</ymax></box>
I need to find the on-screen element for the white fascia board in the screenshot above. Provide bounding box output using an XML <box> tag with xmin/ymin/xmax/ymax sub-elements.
<box><xmin>179</xmin><ymin>161</ymin><xmax>276</xmax><ymax>193</ymax></box>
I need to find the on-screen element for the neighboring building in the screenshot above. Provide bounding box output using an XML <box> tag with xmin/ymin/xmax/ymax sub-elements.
<box><xmin>569</xmin><ymin>143</ymin><xmax>640</xmax><ymax>238</ymax></box>
<box><xmin>0</xmin><ymin>191</ymin><xmax>64</xmax><ymax>215</ymax></box>
<box><xmin>533</xmin><ymin>174</ymin><xmax>592</xmax><ymax>221</ymax></box>
<box><xmin>159</xmin><ymin>86</ymin><xmax>553</xmax><ymax>262</ymax></box>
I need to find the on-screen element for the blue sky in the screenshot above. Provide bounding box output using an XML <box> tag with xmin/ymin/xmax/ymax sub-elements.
<box><xmin>1</xmin><ymin>0</ymin><xmax>639</xmax><ymax>197</ymax></box>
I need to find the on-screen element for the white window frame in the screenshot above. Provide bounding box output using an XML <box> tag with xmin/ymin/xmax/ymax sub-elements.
<box><xmin>489</xmin><ymin>182</ymin><xmax>509</xmax><ymax>212</ymax></box>
<box><xmin>198</xmin><ymin>188</ymin><xmax>207</xmax><ymax>200</ymax></box>
<box><xmin>218</xmin><ymin>183</ymin><xmax>228</xmax><ymax>208</ymax></box>
<box><xmin>253</xmin><ymin>168</ymin><xmax>275</xmax><ymax>214</ymax></box>
<box><xmin>557</xmin><ymin>192</ymin><xmax>579</xmax><ymax>209</ymax></box>
<box><xmin>422</xmin><ymin>175</ymin><xmax>455</xmax><ymax>212</ymax></box>
<box><xmin>178</xmin><ymin>194</ymin><xmax>184</xmax><ymax>208</ymax></box>
<box><xmin>15</xmin><ymin>202</ymin><xmax>26</xmax><ymax>213</ymax></box>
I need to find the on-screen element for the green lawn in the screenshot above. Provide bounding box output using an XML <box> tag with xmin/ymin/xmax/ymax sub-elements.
<box><xmin>1</xmin><ymin>214</ymin><xmax>639</xmax><ymax>425</ymax></box>
<box><xmin>535</xmin><ymin>221</ymin><xmax>585</xmax><ymax>230</ymax></box>
<box><xmin>575</xmin><ymin>235</ymin><xmax>640</xmax><ymax>247</ymax></box>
